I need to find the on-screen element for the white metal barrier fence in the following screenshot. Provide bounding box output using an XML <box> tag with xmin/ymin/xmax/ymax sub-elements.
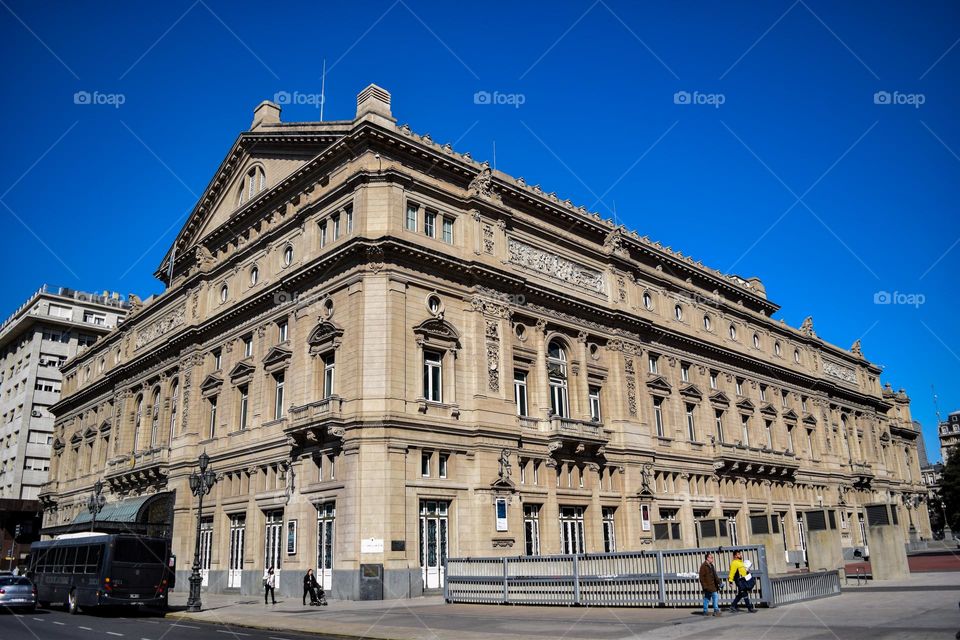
<box><xmin>445</xmin><ymin>545</ymin><xmax>838</xmax><ymax>608</ymax></box>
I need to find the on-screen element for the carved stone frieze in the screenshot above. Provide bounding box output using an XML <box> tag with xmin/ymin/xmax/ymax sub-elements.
<box><xmin>135</xmin><ymin>304</ymin><xmax>186</xmax><ymax>350</ymax></box>
<box><xmin>507</xmin><ymin>238</ymin><xmax>604</xmax><ymax>294</ymax></box>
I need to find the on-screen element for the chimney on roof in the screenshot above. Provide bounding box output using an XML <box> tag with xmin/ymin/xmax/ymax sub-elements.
<box><xmin>252</xmin><ymin>100</ymin><xmax>281</xmax><ymax>129</ymax></box>
<box><xmin>356</xmin><ymin>84</ymin><xmax>392</xmax><ymax>120</ymax></box>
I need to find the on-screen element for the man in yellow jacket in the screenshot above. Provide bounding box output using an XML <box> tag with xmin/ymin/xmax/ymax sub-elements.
<box><xmin>727</xmin><ymin>550</ymin><xmax>757</xmax><ymax>613</ymax></box>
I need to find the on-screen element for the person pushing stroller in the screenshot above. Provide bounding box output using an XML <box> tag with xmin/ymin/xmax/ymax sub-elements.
<box><xmin>303</xmin><ymin>568</ymin><xmax>328</xmax><ymax>606</ymax></box>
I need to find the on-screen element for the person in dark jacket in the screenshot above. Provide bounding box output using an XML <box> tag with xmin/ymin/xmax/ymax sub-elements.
<box><xmin>303</xmin><ymin>568</ymin><xmax>321</xmax><ymax>606</ymax></box>
<box><xmin>698</xmin><ymin>552</ymin><xmax>722</xmax><ymax>616</ymax></box>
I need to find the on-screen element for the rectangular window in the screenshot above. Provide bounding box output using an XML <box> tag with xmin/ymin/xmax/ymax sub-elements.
<box><xmin>781</xmin><ymin>390</ymin><xmax>788</xmax><ymax>407</ymax></box>
<box><xmin>602</xmin><ymin>507</ymin><xmax>617</xmax><ymax>553</ymax></box>
<box><xmin>514</xmin><ymin>371</ymin><xmax>528</xmax><ymax>416</ymax></box>
<box><xmin>439</xmin><ymin>453</ymin><xmax>448</xmax><ymax>479</ymax></box>
<box><xmin>715</xmin><ymin>409</ymin><xmax>725</xmax><ymax>443</ymax></box>
<box><xmin>648</xmin><ymin>354</ymin><xmax>659</xmax><ymax>374</ymax></box>
<box><xmin>801</xmin><ymin>397</ymin><xmax>808</xmax><ymax>412</ymax></box>
<box><xmin>495</xmin><ymin>498</ymin><xmax>508</xmax><ymax>532</ymax></box>
<box><xmin>238</xmin><ymin>385</ymin><xmax>249</xmax><ymax>430</ymax></box>
<box><xmin>78</xmin><ymin>334</ymin><xmax>96</xmax><ymax>348</ymax></box>
<box><xmin>244</xmin><ymin>335</ymin><xmax>253</xmax><ymax>358</ymax></box>
<box><xmin>405</xmin><ymin>203</ymin><xmax>418</xmax><ymax>231</ymax></box>
<box><xmin>213</xmin><ymin>348</ymin><xmax>222</xmax><ymax>370</ymax></box>
<box><xmin>765</xmin><ymin>419</ymin><xmax>773</xmax><ymax>449</ymax></box>
<box><xmin>48</xmin><ymin>304</ymin><xmax>71</xmax><ymax>318</ymax></box>
<box><xmin>641</xmin><ymin>504</ymin><xmax>652</xmax><ymax>532</ymax></box>
<box><xmin>345</xmin><ymin>205</ymin><xmax>353</xmax><ymax>234</ymax></box>
<box><xmin>736</xmin><ymin>378</ymin><xmax>744</xmax><ymax>396</ymax></box>
<box><xmin>686</xmin><ymin>403</ymin><xmax>696</xmax><ymax>441</ymax></box>
<box><xmin>208</xmin><ymin>396</ymin><xmax>218</xmax><ymax>439</ymax></box>
<box><xmin>424</xmin><ymin>211</ymin><xmax>436</xmax><ymax>238</ymax></box>
<box><xmin>423</xmin><ymin>350</ymin><xmax>442</xmax><ymax>402</ymax></box>
<box><xmin>323</xmin><ymin>353</ymin><xmax>335</xmax><ymax>398</ymax></box>
<box><xmin>787</xmin><ymin>426</ymin><xmax>795</xmax><ymax>452</ymax></box>
<box><xmin>653</xmin><ymin>397</ymin><xmax>665</xmax><ymax>437</ymax></box>
<box><xmin>681</xmin><ymin>363</ymin><xmax>690</xmax><ymax>382</ymax></box>
<box><xmin>332</xmin><ymin>214</ymin><xmax>341</xmax><ymax>240</ymax></box>
<box><xmin>319</xmin><ymin>220</ymin><xmax>328</xmax><ymax>247</ymax></box>
<box><xmin>83</xmin><ymin>311</ymin><xmax>106</xmax><ymax>325</ymax></box>
<box><xmin>523</xmin><ymin>504</ymin><xmax>541</xmax><ymax>555</ymax></box>
<box><xmin>709</xmin><ymin>372</ymin><xmax>718</xmax><ymax>389</ymax></box>
<box><xmin>589</xmin><ymin>386</ymin><xmax>602</xmax><ymax>422</ymax></box>
<box><xmin>421</xmin><ymin>451</ymin><xmax>431</xmax><ymax>477</ymax></box>
<box><xmin>533</xmin><ymin>461</ymin><xmax>539</xmax><ymax>485</ymax></box>
<box><xmin>277</xmin><ymin>320</ymin><xmax>288</xmax><ymax>343</ymax></box>
<box><xmin>760</xmin><ymin>385</ymin><xmax>767</xmax><ymax>402</ymax></box>
<box><xmin>741</xmin><ymin>414</ymin><xmax>750</xmax><ymax>446</ymax></box>
<box><xmin>274</xmin><ymin>373</ymin><xmax>285</xmax><ymax>419</ymax></box>
<box><xmin>442</xmin><ymin>217</ymin><xmax>453</xmax><ymax>244</ymax></box>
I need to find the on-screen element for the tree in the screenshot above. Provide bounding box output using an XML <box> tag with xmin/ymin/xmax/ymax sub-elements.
<box><xmin>941</xmin><ymin>448</ymin><xmax>960</xmax><ymax>535</ymax></box>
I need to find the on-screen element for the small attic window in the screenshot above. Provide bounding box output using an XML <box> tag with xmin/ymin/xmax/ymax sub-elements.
<box><xmin>236</xmin><ymin>166</ymin><xmax>266</xmax><ymax>207</ymax></box>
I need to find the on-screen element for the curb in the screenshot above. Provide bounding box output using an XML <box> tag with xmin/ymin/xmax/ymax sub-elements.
<box><xmin>164</xmin><ymin>611</ymin><xmax>409</xmax><ymax>640</ymax></box>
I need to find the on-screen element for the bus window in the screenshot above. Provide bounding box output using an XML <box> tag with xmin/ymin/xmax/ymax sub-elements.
<box><xmin>76</xmin><ymin>547</ymin><xmax>89</xmax><ymax>573</ymax></box>
<box><xmin>53</xmin><ymin>547</ymin><xmax>65</xmax><ymax>573</ymax></box>
<box><xmin>64</xmin><ymin>547</ymin><xmax>78</xmax><ymax>574</ymax></box>
<box><xmin>86</xmin><ymin>546</ymin><xmax>103</xmax><ymax>574</ymax></box>
<box><xmin>115</xmin><ymin>539</ymin><xmax>167</xmax><ymax>564</ymax></box>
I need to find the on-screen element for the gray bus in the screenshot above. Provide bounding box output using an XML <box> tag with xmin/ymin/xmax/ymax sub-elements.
<box><xmin>28</xmin><ymin>532</ymin><xmax>172</xmax><ymax>614</ymax></box>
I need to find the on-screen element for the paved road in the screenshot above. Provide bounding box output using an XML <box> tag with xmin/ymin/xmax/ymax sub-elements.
<box><xmin>0</xmin><ymin>606</ymin><xmax>343</xmax><ymax>640</ymax></box>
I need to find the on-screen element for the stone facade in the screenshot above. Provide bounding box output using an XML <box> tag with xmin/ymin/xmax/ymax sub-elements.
<box><xmin>0</xmin><ymin>286</ymin><xmax>128</xmax><ymax>500</ymax></box>
<box><xmin>939</xmin><ymin>411</ymin><xmax>960</xmax><ymax>462</ymax></box>
<box><xmin>41</xmin><ymin>85</ymin><xmax>930</xmax><ymax>599</ymax></box>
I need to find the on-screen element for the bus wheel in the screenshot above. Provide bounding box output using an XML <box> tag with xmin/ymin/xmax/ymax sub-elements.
<box><xmin>68</xmin><ymin>590</ymin><xmax>80</xmax><ymax>615</ymax></box>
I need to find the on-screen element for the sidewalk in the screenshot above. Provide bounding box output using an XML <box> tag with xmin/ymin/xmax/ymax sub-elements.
<box><xmin>167</xmin><ymin>571</ymin><xmax>960</xmax><ymax>640</ymax></box>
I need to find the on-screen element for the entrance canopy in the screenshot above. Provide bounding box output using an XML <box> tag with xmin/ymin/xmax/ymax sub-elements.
<box><xmin>42</xmin><ymin>492</ymin><xmax>174</xmax><ymax>537</ymax></box>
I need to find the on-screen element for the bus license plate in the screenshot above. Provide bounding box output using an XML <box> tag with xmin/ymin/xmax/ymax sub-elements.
<box><xmin>129</xmin><ymin>594</ymin><xmax>140</xmax><ymax>599</ymax></box>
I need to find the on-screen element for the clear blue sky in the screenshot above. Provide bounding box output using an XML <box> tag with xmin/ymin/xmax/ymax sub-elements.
<box><xmin>2</xmin><ymin>1</ymin><xmax>957</xmax><ymax>460</ymax></box>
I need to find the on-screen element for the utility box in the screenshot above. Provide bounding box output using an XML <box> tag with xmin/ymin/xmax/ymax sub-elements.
<box><xmin>359</xmin><ymin>564</ymin><xmax>383</xmax><ymax>600</ymax></box>
<box><xmin>748</xmin><ymin>513</ymin><xmax>787</xmax><ymax>576</ymax></box>
<box><xmin>803</xmin><ymin>509</ymin><xmax>844</xmax><ymax>578</ymax></box>
<box><xmin>864</xmin><ymin>503</ymin><xmax>909</xmax><ymax>580</ymax></box>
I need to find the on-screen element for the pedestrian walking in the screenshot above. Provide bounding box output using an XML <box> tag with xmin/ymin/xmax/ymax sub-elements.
<box><xmin>303</xmin><ymin>568</ymin><xmax>322</xmax><ymax>606</ymax></box>
<box><xmin>263</xmin><ymin>566</ymin><xmax>278</xmax><ymax>605</ymax></box>
<box><xmin>727</xmin><ymin>550</ymin><xmax>757</xmax><ymax>613</ymax></box>
<box><xmin>698</xmin><ymin>552</ymin><xmax>722</xmax><ymax>616</ymax></box>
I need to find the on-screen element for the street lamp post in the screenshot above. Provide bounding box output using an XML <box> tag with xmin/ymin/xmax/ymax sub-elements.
<box><xmin>186</xmin><ymin>451</ymin><xmax>217</xmax><ymax>613</ymax></box>
<box><xmin>87</xmin><ymin>480</ymin><xmax>106</xmax><ymax>533</ymax></box>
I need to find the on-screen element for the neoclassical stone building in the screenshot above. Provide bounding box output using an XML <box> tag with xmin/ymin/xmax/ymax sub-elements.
<box><xmin>41</xmin><ymin>85</ymin><xmax>930</xmax><ymax>599</ymax></box>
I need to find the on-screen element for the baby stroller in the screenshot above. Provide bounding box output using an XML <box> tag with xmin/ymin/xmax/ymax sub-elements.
<box><xmin>308</xmin><ymin>582</ymin><xmax>328</xmax><ymax>606</ymax></box>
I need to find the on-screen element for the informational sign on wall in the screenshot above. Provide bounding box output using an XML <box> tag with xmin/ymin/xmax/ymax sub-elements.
<box><xmin>361</xmin><ymin>538</ymin><xmax>384</xmax><ymax>553</ymax></box>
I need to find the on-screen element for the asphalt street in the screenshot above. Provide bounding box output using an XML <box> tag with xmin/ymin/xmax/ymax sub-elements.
<box><xmin>0</xmin><ymin>606</ymin><xmax>342</xmax><ymax>640</ymax></box>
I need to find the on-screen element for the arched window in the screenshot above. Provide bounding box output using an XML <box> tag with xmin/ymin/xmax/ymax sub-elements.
<box><xmin>674</xmin><ymin>304</ymin><xmax>683</xmax><ymax>321</ymax></box>
<box><xmin>547</xmin><ymin>340</ymin><xmax>570</xmax><ymax>418</ymax></box>
<box><xmin>236</xmin><ymin>166</ymin><xmax>266</xmax><ymax>207</ymax></box>
<box><xmin>753</xmin><ymin>333</ymin><xmax>761</xmax><ymax>349</ymax></box>
<box><xmin>774</xmin><ymin>341</ymin><xmax>782</xmax><ymax>356</ymax></box>
<box><xmin>150</xmin><ymin>388</ymin><xmax>161</xmax><ymax>448</ymax></box>
<box><xmin>794</xmin><ymin>349</ymin><xmax>801</xmax><ymax>364</ymax></box>
<box><xmin>250</xmin><ymin>265</ymin><xmax>259</xmax><ymax>285</ymax></box>
<box><xmin>169</xmin><ymin>379</ymin><xmax>179</xmax><ymax>444</ymax></box>
<box><xmin>282</xmin><ymin>245</ymin><xmax>293</xmax><ymax>267</ymax></box>
<box><xmin>642</xmin><ymin>291</ymin><xmax>653</xmax><ymax>310</ymax></box>
<box><xmin>133</xmin><ymin>394</ymin><xmax>143</xmax><ymax>452</ymax></box>
<box><xmin>729</xmin><ymin>324</ymin><xmax>737</xmax><ymax>340</ymax></box>
<box><xmin>703</xmin><ymin>314</ymin><xmax>712</xmax><ymax>331</ymax></box>
<box><xmin>219</xmin><ymin>284</ymin><xmax>229</xmax><ymax>303</ymax></box>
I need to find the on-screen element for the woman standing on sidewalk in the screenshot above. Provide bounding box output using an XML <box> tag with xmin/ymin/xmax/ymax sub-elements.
<box><xmin>263</xmin><ymin>566</ymin><xmax>278</xmax><ymax>605</ymax></box>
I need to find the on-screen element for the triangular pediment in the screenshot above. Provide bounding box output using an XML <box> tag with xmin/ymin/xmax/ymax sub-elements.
<box><xmin>759</xmin><ymin>403</ymin><xmax>779</xmax><ymax>417</ymax></box>
<box><xmin>679</xmin><ymin>383</ymin><xmax>703</xmax><ymax>400</ymax></box>
<box><xmin>709</xmin><ymin>391</ymin><xmax>731</xmax><ymax>407</ymax></box>
<box><xmin>229</xmin><ymin>360</ymin><xmax>256</xmax><ymax>382</ymax></box>
<box><xmin>263</xmin><ymin>346</ymin><xmax>293</xmax><ymax>369</ymax></box>
<box><xmin>782</xmin><ymin>409</ymin><xmax>799</xmax><ymax>422</ymax></box>
<box><xmin>52</xmin><ymin>437</ymin><xmax>64</xmax><ymax>451</ymax></box>
<box><xmin>83</xmin><ymin>426</ymin><xmax>97</xmax><ymax>439</ymax></box>
<box><xmin>736</xmin><ymin>398</ymin><xmax>756</xmax><ymax>412</ymax></box>
<box><xmin>99</xmin><ymin>419</ymin><xmax>112</xmax><ymax>433</ymax></box>
<box><xmin>200</xmin><ymin>373</ymin><xmax>224</xmax><ymax>393</ymax></box>
<box><xmin>70</xmin><ymin>432</ymin><xmax>83</xmax><ymax>445</ymax></box>
<box><xmin>646</xmin><ymin>375</ymin><xmax>673</xmax><ymax>394</ymax></box>
<box><xmin>155</xmin><ymin>129</ymin><xmax>345</xmax><ymax>282</ymax></box>
<box><xmin>803</xmin><ymin>412</ymin><xmax>818</xmax><ymax>426</ymax></box>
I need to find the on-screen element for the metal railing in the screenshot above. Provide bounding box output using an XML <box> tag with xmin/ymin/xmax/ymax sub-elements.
<box><xmin>445</xmin><ymin>545</ymin><xmax>807</xmax><ymax>607</ymax></box>
<box><xmin>768</xmin><ymin>570</ymin><xmax>841</xmax><ymax>606</ymax></box>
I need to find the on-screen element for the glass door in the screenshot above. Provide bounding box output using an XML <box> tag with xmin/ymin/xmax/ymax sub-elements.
<box><xmin>264</xmin><ymin>510</ymin><xmax>283</xmax><ymax>582</ymax></box>
<box><xmin>559</xmin><ymin>506</ymin><xmax>585</xmax><ymax>554</ymax></box>
<box><xmin>419</xmin><ymin>500</ymin><xmax>449</xmax><ymax>589</ymax></box>
<box><xmin>228</xmin><ymin>515</ymin><xmax>245</xmax><ymax>589</ymax></box>
<box><xmin>316</xmin><ymin>502</ymin><xmax>335</xmax><ymax>591</ymax></box>
<box><xmin>199</xmin><ymin>518</ymin><xmax>213</xmax><ymax>587</ymax></box>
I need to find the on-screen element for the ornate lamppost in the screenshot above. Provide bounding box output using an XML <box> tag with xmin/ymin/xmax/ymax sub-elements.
<box><xmin>87</xmin><ymin>480</ymin><xmax>106</xmax><ymax>532</ymax></box>
<box><xmin>186</xmin><ymin>451</ymin><xmax>217</xmax><ymax>612</ymax></box>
